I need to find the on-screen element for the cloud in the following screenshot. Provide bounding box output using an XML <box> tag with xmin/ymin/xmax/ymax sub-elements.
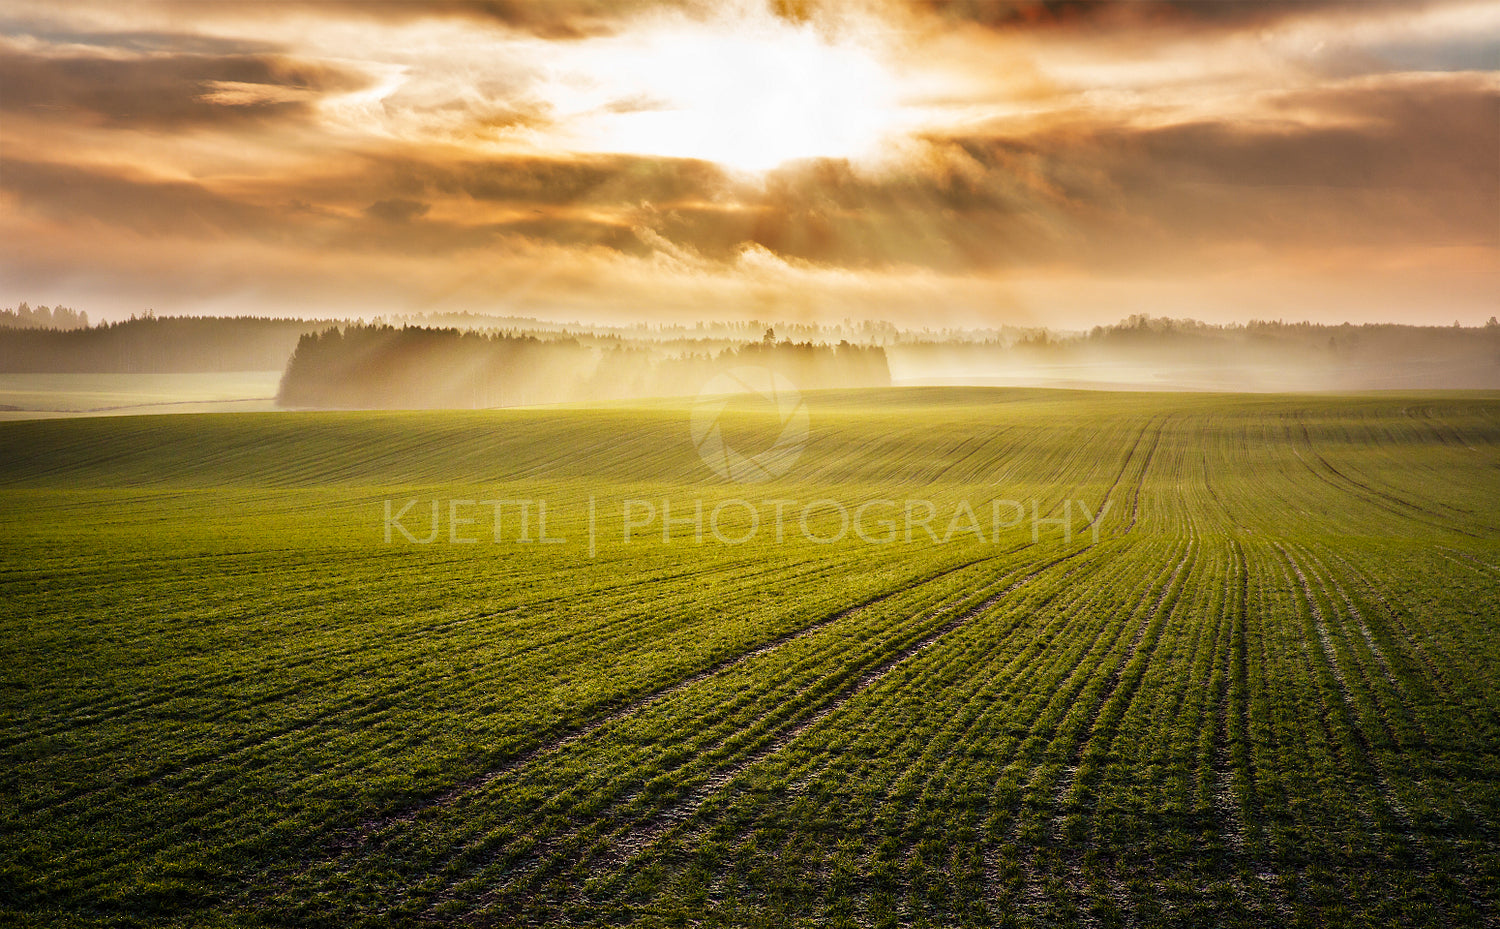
<box><xmin>0</xmin><ymin>159</ymin><xmax>280</xmax><ymax>238</ymax></box>
<box><xmin>364</xmin><ymin>198</ymin><xmax>431</xmax><ymax>223</ymax></box>
<box><xmin>917</xmin><ymin>75</ymin><xmax>1500</xmax><ymax>264</ymax></box>
<box><xmin>347</xmin><ymin>152</ymin><xmax>738</xmax><ymax>208</ymax></box>
<box><xmin>0</xmin><ymin>48</ymin><xmax>371</xmax><ymax>128</ymax></box>
<box><xmin>0</xmin><ymin>25</ymin><xmax>280</xmax><ymax>55</ymax></box>
<box><xmin>7</xmin><ymin>68</ymin><xmax>1493</xmax><ymax>277</ymax></box>
<box><xmin>363</xmin><ymin>1</ymin><xmax>712</xmax><ymax>38</ymax></box>
<box><xmin>0</xmin><ymin>155</ymin><xmax>662</xmax><ymax>259</ymax></box>
<box><xmin>905</xmin><ymin>0</ymin><xmax>1432</xmax><ymax>33</ymax></box>
<box><xmin>624</xmin><ymin>73</ymin><xmax>1498</xmax><ymax>272</ymax></box>
<box><xmin>117</xmin><ymin>0</ymin><xmax>720</xmax><ymax>40</ymax></box>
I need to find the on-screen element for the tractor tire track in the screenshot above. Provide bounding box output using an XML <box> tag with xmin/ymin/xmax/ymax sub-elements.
<box><xmin>1049</xmin><ymin>540</ymin><xmax>1195</xmax><ymax>831</ymax></box>
<box><xmin>1276</xmin><ymin>544</ymin><xmax>1422</xmax><ymax>857</ymax></box>
<box><xmin>412</xmin><ymin>549</ymin><xmax>1093</xmax><ymax>921</ymax></box>
<box><xmin>344</xmin><ymin>550</ymin><xmax>1019</xmax><ymax>846</ymax></box>
<box><xmin>533</xmin><ymin>544</ymin><xmax>1102</xmax><ymax>891</ymax></box>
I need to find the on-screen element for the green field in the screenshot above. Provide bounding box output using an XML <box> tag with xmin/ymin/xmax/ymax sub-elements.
<box><xmin>1</xmin><ymin>388</ymin><xmax>1497</xmax><ymax>927</ymax></box>
<box><xmin>0</xmin><ymin>372</ymin><xmax>282</xmax><ymax>420</ymax></box>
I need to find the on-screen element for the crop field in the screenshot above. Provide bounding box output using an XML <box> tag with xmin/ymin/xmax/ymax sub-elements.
<box><xmin>0</xmin><ymin>372</ymin><xmax>283</xmax><ymax>421</ymax></box>
<box><xmin>0</xmin><ymin>388</ymin><xmax>1497</xmax><ymax>927</ymax></box>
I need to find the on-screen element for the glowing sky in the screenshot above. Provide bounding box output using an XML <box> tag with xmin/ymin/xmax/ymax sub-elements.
<box><xmin>1</xmin><ymin>0</ymin><xmax>1496</xmax><ymax>326</ymax></box>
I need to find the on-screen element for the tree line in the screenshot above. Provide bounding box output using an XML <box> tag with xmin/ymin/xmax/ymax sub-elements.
<box><xmin>277</xmin><ymin>325</ymin><xmax>891</xmax><ymax>408</ymax></box>
<box><xmin>0</xmin><ymin>315</ymin><xmax>337</xmax><ymax>372</ymax></box>
<box><xmin>0</xmin><ymin>302</ymin><xmax>89</xmax><ymax>331</ymax></box>
<box><xmin>1</xmin><ymin>310</ymin><xmax>1493</xmax><ymax>390</ymax></box>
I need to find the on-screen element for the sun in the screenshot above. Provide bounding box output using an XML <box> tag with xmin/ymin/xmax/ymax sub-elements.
<box><xmin>546</xmin><ymin>15</ymin><xmax>908</xmax><ymax>172</ymax></box>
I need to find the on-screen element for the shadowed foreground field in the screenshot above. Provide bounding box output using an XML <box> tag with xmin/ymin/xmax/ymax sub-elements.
<box><xmin>0</xmin><ymin>388</ymin><xmax>1496</xmax><ymax>927</ymax></box>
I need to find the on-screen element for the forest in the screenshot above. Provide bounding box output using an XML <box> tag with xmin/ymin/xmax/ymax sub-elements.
<box><xmin>0</xmin><ymin>309</ymin><xmax>1495</xmax><ymax>392</ymax></box>
<box><xmin>277</xmin><ymin>324</ymin><xmax>893</xmax><ymax>408</ymax></box>
<box><xmin>0</xmin><ymin>302</ymin><xmax>88</xmax><ymax>331</ymax></box>
<box><xmin>0</xmin><ymin>314</ymin><xmax>337</xmax><ymax>373</ymax></box>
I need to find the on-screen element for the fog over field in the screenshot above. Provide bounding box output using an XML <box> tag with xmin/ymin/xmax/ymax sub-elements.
<box><xmin>1</xmin><ymin>311</ymin><xmax>1496</xmax><ymax>416</ymax></box>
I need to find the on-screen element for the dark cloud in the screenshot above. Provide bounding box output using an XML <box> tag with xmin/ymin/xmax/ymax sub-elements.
<box><xmin>908</xmin><ymin>0</ymin><xmax>1427</xmax><ymax>32</ymax></box>
<box><xmin>0</xmin><ymin>159</ymin><xmax>286</xmax><ymax>239</ymax></box>
<box><xmin>927</xmin><ymin>77</ymin><xmax>1500</xmax><ymax>264</ymax></box>
<box><xmin>364</xmin><ymin>199</ymin><xmax>432</xmax><ymax>223</ymax></box>
<box><xmin>637</xmin><ymin>155</ymin><xmax>1058</xmax><ymax>271</ymax></box>
<box><xmin>334</xmin><ymin>212</ymin><xmax>652</xmax><ymax>256</ymax></box>
<box><xmin>403</xmin><ymin>0</ymin><xmax>708</xmax><ymax>37</ymax></box>
<box><xmin>0</xmin><ymin>156</ymin><xmax>658</xmax><ymax>258</ymax></box>
<box><xmin>489</xmin><ymin>216</ymin><xmax>652</xmax><ymax>255</ymax></box>
<box><xmin>0</xmin><ymin>49</ymin><xmax>370</xmax><ymax>127</ymax></box>
<box><xmin>60</xmin><ymin>0</ymin><xmax>875</xmax><ymax>40</ymax></box>
<box><xmin>0</xmin><ymin>24</ymin><xmax>280</xmax><ymax>55</ymax></box>
<box><xmin>133</xmin><ymin>0</ymin><xmax>712</xmax><ymax>39</ymax></box>
<box><xmin>110</xmin><ymin>0</ymin><xmax>1443</xmax><ymax>39</ymax></box>
<box><xmin>349</xmin><ymin>153</ymin><xmax>738</xmax><ymax>208</ymax></box>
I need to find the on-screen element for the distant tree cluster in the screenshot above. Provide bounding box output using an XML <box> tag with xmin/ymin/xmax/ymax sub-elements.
<box><xmin>680</xmin><ymin>336</ymin><xmax>891</xmax><ymax>391</ymax></box>
<box><xmin>0</xmin><ymin>302</ymin><xmax>88</xmax><ymax>330</ymax></box>
<box><xmin>0</xmin><ymin>315</ymin><xmax>338</xmax><ymax>372</ymax></box>
<box><xmin>279</xmin><ymin>326</ymin><xmax>594</xmax><ymax>408</ymax></box>
<box><xmin>885</xmin><ymin>315</ymin><xmax>1500</xmax><ymax>390</ymax></box>
<box><xmin>278</xmin><ymin>325</ymin><xmax>891</xmax><ymax>408</ymax></box>
<box><xmin>1073</xmin><ymin>315</ymin><xmax>1500</xmax><ymax>365</ymax></box>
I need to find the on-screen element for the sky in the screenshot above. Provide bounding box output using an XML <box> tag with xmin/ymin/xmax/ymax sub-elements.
<box><xmin>1</xmin><ymin>0</ymin><xmax>1496</xmax><ymax>328</ymax></box>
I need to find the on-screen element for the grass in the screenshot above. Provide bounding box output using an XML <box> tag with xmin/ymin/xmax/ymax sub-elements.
<box><xmin>0</xmin><ymin>387</ymin><xmax>1496</xmax><ymax>927</ymax></box>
